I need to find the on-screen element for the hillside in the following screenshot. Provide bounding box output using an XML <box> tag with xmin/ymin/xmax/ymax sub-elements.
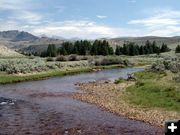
<box><xmin>107</xmin><ymin>36</ymin><xmax>180</xmax><ymax>49</ymax></box>
<box><xmin>0</xmin><ymin>45</ymin><xmax>23</xmax><ymax>57</ymax></box>
<box><xmin>0</xmin><ymin>30</ymin><xmax>38</xmax><ymax>41</ymax></box>
<box><xmin>0</xmin><ymin>31</ymin><xmax>65</xmax><ymax>54</ymax></box>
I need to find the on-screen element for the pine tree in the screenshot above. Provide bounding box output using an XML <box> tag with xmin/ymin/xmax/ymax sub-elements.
<box><xmin>115</xmin><ymin>46</ymin><xmax>121</xmax><ymax>55</ymax></box>
<box><xmin>134</xmin><ymin>44</ymin><xmax>139</xmax><ymax>55</ymax></box>
<box><xmin>123</xmin><ymin>44</ymin><xmax>129</xmax><ymax>55</ymax></box>
<box><xmin>47</xmin><ymin>44</ymin><xmax>57</xmax><ymax>57</ymax></box>
<box><xmin>59</xmin><ymin>47</ymin><xmax>67</xmax><ymax>55</ymax></box>
<box><xmin>109</xmin><ymin>47</ymin><xmax>114</xmax><ymax>55</ymax></box>
<box><xmin>145</xmin><ymin>40</ymin><xmax>153</xmax><ymax>54</ymax></box>
<box><xmin>74</xmin><ymin>41</ymin><xmax>81</xmax><ymax>55</ymax></box>
<box><xmin>129</xmin><ymin>43</ymin><xmax>135</xmax><ymax>56</ymax></box>
<box><xmin>101</xmin><ymin>40</ymin><xmax>109</xmax><ymax>55</ymax></box>
<box><xmin>90</xmin><ymin>40</ymin><xmax>98</xmax><ymax>55</ymax></box>
<box><xmin>175</xmin><ymin>45</ymin><xmax>180</xmax><ymax>53</ymax></box>
<box><xmin>51</xmin><ymin>44</ymin><xmax>57</xmax><ymax>57</ymax></box>
<box><xmin>161</xmin><ymin>43</ymin><xmax>170</xmax><ymax>52</ymax></box>
<box><xmin>139</xmin><ymin>46</ymin><xmax>145</xmax><ymax>55</ymax></box>
<box><xmin>152</xmin><ymin>41</ymin><xmax>157</xmax><ymax>53</ymax></box>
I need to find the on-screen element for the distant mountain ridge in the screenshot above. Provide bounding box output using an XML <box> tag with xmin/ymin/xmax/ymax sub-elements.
<box><xmin>0</xmin><ymin>30</ymin><xmax>180</xmax><ymax>55</ymax></box>
<box><xmin>0</xmin><ymin>30</ymin><xmax>38</xmax><ymax>41</ymax></box>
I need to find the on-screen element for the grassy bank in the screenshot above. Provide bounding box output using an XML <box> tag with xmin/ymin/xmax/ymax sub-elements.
<box><xmin>126</xmin><ymin>71</ymin><xmax>180</xmax><ymax>111</ymax></box>
<box><xmin>0</xmin><ymin>68</ymin><xmax>93</xmax><ymax>84</ymax></box>
<box><xmin>0</xmin><ymin>64</ymin><xmax>125</xmax><ymax>84</ymax></box>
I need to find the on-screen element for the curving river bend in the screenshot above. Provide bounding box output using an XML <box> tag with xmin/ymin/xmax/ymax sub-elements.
<box><xmin>0</xmin><ymin>68</ymin><xmax>163</xmax><ymax>135</ymax></box>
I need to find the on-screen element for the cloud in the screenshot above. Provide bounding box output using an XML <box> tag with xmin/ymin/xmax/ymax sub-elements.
<box><xmin>29</xmin><ymin>20</ymin><xmax>141</xmax><ymax>39</ymax></box>
<box><xmin>0</xmin><ymin>0</ymin><xmax>32</xmax><ymax>10</ymax></box>
<box><xmin>0</xmin><ymin>20</ymin><xmax>19</xmax><ymax>31</ymax></box>
<box><xmin>0</xmin><ymin>0</ymin><xmax>43</xmax><ymax>25</ymax></box>
<box><xmin>9</xmin><ymin>11</ymin><xmax>43</xmax><ymax>25</ymax></box>
<box><xmin>128</xmin><ymin>9</ymin><xmax>180</xmax><ymax>36</ymax></box>
<box><xmin>31</xmin><ymin>20</ymin><xmax>117</xmax><ymax>39</ymax></box>
<box><xmin>129</xmin><ymin>9</ymin><xmax>180</xmax><ymax>27</ymax></box>
<box><xmin>96</xmin><ymin>15</ymin><xmax>108</xmax><ymax>19</ymax></box>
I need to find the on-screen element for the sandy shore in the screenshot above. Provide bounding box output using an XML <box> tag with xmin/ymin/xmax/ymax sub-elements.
<box><xmin>73</xmin><ymin>80</ymin><xmax>180</xmax><ymax>127</ymax></box>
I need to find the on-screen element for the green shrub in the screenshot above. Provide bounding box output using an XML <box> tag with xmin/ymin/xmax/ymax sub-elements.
<box><xmin>46</xmin><ymin>57</ymin><xmax>54</xmax><ymax>62</ymax></box>
<box><xmin>81</xmin><ymin>56</ymin><xmax>88</xmax><ymax>60</ymax></box>
<box><xmin>68</xmin><ymin>55</ymin><xmax>79</xmax><ymax>61</ymax></box>
<box><xmin>95</xmin><ymin>57</ymin><xmax>125</xmax><ymax>66</ymax></box>
<box><xmin>56</xmin><ymin>55</ymin><xmax>67</xmax><ymax>61</ymax></box>
<box><xmin>151</xmin><ymin>63</ymin><xmax>165</xmax><ymax>73</ymax></box>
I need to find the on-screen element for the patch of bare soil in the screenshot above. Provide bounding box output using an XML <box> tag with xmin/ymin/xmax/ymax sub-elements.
<box><xmin>73</xmin><ymin>80</ymin><xmax>180</xmax><ymax>127</ymax></box>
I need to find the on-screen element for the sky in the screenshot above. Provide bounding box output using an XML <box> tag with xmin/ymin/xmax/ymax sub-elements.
<box><xmin>0</xmin><ymin>0</ymin><xmax>180</xmax><ymax>39</ymax></box>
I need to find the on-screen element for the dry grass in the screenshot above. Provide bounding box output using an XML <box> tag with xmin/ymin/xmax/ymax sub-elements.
<box><xmin>73</xmin><ymin>80</ymin><xmax>180</xmax><ymax>127</ymax></box>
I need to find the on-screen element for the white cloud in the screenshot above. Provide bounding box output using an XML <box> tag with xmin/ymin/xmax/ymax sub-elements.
<box><xmin>128</xmin><ymin>9</ymin><xmax>180</xmax><ymax>36</ymax></box>
<box><xmin>0</xmin><ymin>0</ymin><xmax>32</xmax><ymax>10</ymax></box>
<box><xmin>96</xmin><ymin>15</ymin><xmax>108</xmax><ymax>19</ymax></box>
<box><xmin>0</xmin><ymin>0</ymin><xmax>43</xmax><ymax>25</ymax></box>
<box><xmin>0</xmin><ymin>20</ymin><xmax>19</xmax><ymax>31</ymax></box>
<box><xmin>31</xmin><ymin>21</ymin><xmax>117</xmax><ymax>39</ymax></box>
<box><xmin>9</xmin><ymin>11</ymin><xmax>43</xmax><ymax>25</ymax></box>
<box><xmin>29</xmin><ymin>20</ymin><xmax>141</xmax><ymax>39</ymax></box>
<box><xmin>129</xmin><ymin>9</ymin><xmax>180</xmax><ymax>27</ymax></box>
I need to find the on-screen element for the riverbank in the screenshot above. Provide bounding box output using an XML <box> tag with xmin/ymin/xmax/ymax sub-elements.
<box><xmin>0</xmin><ymin>64</ymin><xmax>125</xmax><ymax>84</ymax></box>
<box><xmin>73</xmin><ymin>71</ymin><xmax>180</xmax><ymax>127</ymax></box>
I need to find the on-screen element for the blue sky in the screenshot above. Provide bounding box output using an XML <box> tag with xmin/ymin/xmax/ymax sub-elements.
<box><xmin>0</xmin><ymin>0</ymin><xmax>180</xmax><ymax>39</ymax></box>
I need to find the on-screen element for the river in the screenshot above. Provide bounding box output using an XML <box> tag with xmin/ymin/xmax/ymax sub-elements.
<box><xmin>0</xmin><ymin>68</ymin><xmax>163</xmax><ymax>135</ymax></box>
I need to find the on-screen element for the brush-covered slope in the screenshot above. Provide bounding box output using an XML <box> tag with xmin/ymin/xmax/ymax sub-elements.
<box><xmin>0</xmin><ymin>45</ymin><xmax>23</xmax><ymax>57</ymax></box>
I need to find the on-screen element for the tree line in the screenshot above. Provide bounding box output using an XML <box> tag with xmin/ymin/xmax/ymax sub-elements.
<box><xmin>115</xmin><ymin>40</ymin><xmax>170</xmax><ymax>56</ymax></box>
<box><xmin>41</xmin><ymin>40</ymin><xmax>114</xmax><ymax>57</ymax></box>
<box><xmin>40</xmin><ymin>40</ymin><xmax>171</xmax><ymax>57</ymax></box>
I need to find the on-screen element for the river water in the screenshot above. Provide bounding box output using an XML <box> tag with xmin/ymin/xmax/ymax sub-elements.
<box><xmin>0</xmin><ymin>68</ymin><xmax>163</xmax><ymax>135</ymax></box>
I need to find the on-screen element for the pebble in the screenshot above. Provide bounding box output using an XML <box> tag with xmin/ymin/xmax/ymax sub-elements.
<box><xmin>64</xmin><ymin>130</ymin><xmax>68</xmax><ymax>134</ymax></box>
<box><xmin>0</xmin><ymin>97</ymin><xmax>15</xmax><ymax>106</ymax></box>
<box><xmin>0</xmin><ymin>102</ymin><xmax>8</xmax><ymax>105</ymax></box>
